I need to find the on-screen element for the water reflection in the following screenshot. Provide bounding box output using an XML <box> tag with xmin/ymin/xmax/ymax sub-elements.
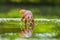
<box><xmin>0</xmin><ymin>19</ymin><xmax>60</xmax><ymax>40</ymax></box>
<box><xmin>0</xmin><ymin>32</ymin><xmax>59</xmax><ymax>40</ymax></box>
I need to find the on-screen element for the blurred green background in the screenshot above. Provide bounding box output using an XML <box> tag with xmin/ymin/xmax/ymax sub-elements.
<box><xmin>0</xmin><ymin>0</ymin><xmax>60</xmax><ymax>18</ymax></box>
<box><xmin>0</xmin><ymin>0</ymin><xmax>60</xmax><ymax>40</ymax></box>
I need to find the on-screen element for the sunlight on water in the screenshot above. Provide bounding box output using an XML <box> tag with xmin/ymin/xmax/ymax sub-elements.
<box><xmin>0</xmin><ymin>33</ymin><xmax>59</xmax><ymax>40</ymax></box>
<box><xmin>15</xmin><ymin>38</ymin><xmax>58</xmax><ymax>40</ymax></box>
<box><xmin>35</xmin><ymin>33</ymin><xmax>56</xmax><ymax>37</ymax></box>
<box><xmin>1</xmin><ymin>38</ymin><xmax>58</xmax><ymax>40</ymax></box>
<box><xmin>0</xmin><ymin>18</ymin><xmax>60</xmax><ymax>22</ymax></box>
<box><xmin>0</xmin><ymin>18</ymin><xmax>60</xmax><ymax>40</ymax></box>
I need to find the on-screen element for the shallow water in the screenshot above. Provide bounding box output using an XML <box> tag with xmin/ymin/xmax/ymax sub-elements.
<box><xmin>0</xmin><ymin>18</ymin><xmax>60</xmax><ymax>40</ymax></box>
<box><xmin>0</xmin><ymin>33</ymin><xmax>60</xmax><ymax>40</ymax></box>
